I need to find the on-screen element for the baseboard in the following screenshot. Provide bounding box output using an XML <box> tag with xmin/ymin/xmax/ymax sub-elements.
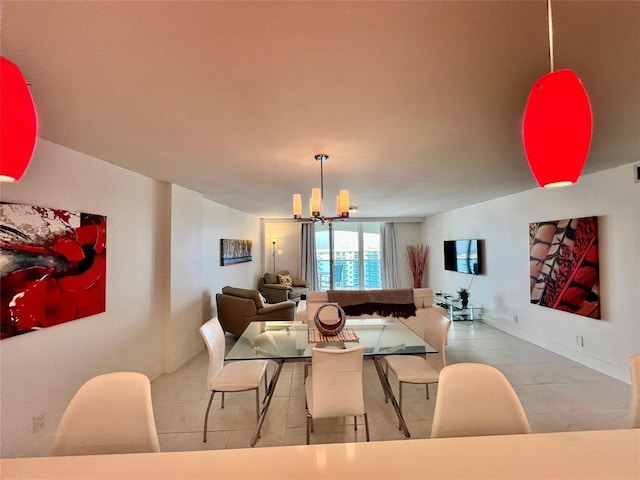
<box><xmin>164</xmin><ymin>342</ymin><xmax>205</xmax><ymax>374</ymax></box>
<box><xmin>481</xmin><ymin>317</ymin><xmax>631</xmax><ymax>385</ymax></box>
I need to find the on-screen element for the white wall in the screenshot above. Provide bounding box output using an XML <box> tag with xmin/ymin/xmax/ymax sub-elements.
<box><xmin>201</xmin><ymin>199</ymin><xmax>264</xmax><ymax>317</ymax></box>
<box><xmin>165</xmin><ymin>185</ymin><xmax>203</xmax><ymax>372</ymax></box>
<box><xmin>0</xmin><ymin>140</ymin><xmax>168</xmax><ymax>456</ymax></box>
<box><xmin>264</xmin><ymin>222</ymin><xmax>300</xmax><ymax>276</ymax></box>
<box><xmin>423</xmin><ymin>164</ymin><xmax>640</xmax><ymax>382</ymax></box>
<box><xmin>0</xmin><ymin>141</ymin><xmax>263</xmax><ymax>457</ymax></box>
<box><xmin>394</xmin><ymin>223</ymin><xmax>425</xmax><ymax>288</ymax></box>
<box><xmin>166</xmin><ymin>187</ymin><xmax>264</xmax><ymax>373</ymax></box>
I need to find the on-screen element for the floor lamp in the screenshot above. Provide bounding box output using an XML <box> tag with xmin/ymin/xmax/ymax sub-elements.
<box><xmin>272</xmin><ymin>241</ymin><xmax>283</xmax><ymax>272</ymax></box>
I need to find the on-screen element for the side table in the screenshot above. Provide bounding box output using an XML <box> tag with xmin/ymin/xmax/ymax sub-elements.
<box><xmin>434</xmin><ymin>293</ymin><xmax>483</xmax><ymax>321</ymax></box>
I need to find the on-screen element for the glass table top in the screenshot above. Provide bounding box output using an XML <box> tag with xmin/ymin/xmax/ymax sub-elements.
<box><xmin>226</xmin><ymin>318</ymin><xmax>437</xmax><ymax>361</ymax></box>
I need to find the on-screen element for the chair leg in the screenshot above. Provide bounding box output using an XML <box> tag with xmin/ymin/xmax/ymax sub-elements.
<box><xmin>221</xmin><ymin>391</ymin><xmax>225</xmax><ymax>409</ymax></box>
<box><xmin>255</xmin><ymin>388</ymin><xmax>260</xmax><ymax>423</ymax></box>
<box><xmin>264</xmin><ymin>373</ymin><xmax>268</xmax><ymax>401</ymax></box>
<box><xmin>384</xmin><ymin>364</ymin><xmax>390</xmax><ymax>403</ymax></box>
<box><xmin>363</xmin><ymin>412</ymin><xmax>370</xmax><ymax>442</ymax></box>
<box><xmin>398</xmin><ymin>382</ymin><xmax>403</xmax><ymax>430</ymax></box>
<box><xmin>426</xmin><ymin>383</ymin><xmax>430</xmax><ymax>400</ymax></box>
<box><xmin>203</xmin><ymin>391</ymin><xmax>216</xmax><ymax>443</ymax></box>
<box><xmin>306</xmin><ymin>413</ymin><xmax>312</xmax><ymax>445</ymax></box>
<box><xmin>354</xmin><ymin>416</ymin><xmax>358</xmax><ymax>431</ymax></box>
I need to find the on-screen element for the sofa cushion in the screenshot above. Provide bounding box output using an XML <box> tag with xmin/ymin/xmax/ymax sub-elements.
<box><xmin>264</xmin><ymin>272</ymin><xmax>279</xmax><ymax>285</ymax></box>
<box><xmin>278</xmin><ymin>274</ymin><xmax>293</xmax><ymax>286</ymax></box>
<box><xmin>413</xmin><ymin>288</ymin><xmax>433</xmax><ymax>308</ymax></box>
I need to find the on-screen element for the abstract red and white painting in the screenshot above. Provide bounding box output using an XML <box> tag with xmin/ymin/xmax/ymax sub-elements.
<box><xmin>0</xmin><ymin>202</ymin><xmax>107</xmax><ymax>339</ymax></box>
<box><xmin>529</xmin><ymin>216</ymin><xmax>600</xmax><ymax>319</ymax></box>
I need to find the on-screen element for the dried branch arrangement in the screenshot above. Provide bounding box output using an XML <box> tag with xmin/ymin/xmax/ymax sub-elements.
<box><xmin>406</xmin><ymin>244</ymin><xmax>430</xmax><ymax>288</ymax></box>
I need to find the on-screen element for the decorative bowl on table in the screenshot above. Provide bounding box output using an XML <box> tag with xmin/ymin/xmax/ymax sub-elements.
<box><xmin>313</xmin><ymin>303</ymin><xmax>346</xmax><ymax>336</ymax></box>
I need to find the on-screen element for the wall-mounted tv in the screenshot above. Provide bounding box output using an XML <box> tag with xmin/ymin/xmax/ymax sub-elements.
<box><xmin>444</xmin><ymin>239</ymin><xmax>483</xmax><ymax>275</ymax></box>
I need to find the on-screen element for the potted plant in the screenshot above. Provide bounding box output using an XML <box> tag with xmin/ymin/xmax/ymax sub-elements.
<box><xmin>457</xmin><ymin>287</ymin><xmax>470</xmax><ymax>308</ymax></box>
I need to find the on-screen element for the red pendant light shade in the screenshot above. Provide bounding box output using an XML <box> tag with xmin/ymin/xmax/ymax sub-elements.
<box><xmin>522</xmin><ymin>69</ymin><xmax>592</xmax><ymax>188</ymax></box>
<box><xmin>1</xmin><ymin>57</ymin><xmax>38</xmax><ymax>182</ymax></box>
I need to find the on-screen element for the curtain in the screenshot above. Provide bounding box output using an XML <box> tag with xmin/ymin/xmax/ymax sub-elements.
<box><xmin>380</xmin><ymin>222</ymin><xmax>399</xmax><ymax>288</ymax></box>
<box><xmin>300</xmin><ymin>223</ymin><xmax>318</xmax><ymax>291</ymax></box>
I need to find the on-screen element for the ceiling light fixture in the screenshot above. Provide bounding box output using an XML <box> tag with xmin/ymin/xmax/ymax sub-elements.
<box><xmin>292</xmin><ymin>154</ymin><xmax>350</xmax><ymax>224</ymax></box>
<box><xmin>522</xmin><ymin>0</ymin><xmax>592</xmax><ymax>188</ymax></box>
<box><xmin>0</xmin><ymin>57</ymin><xmax>38</xmax><ymax>182</ymax></box>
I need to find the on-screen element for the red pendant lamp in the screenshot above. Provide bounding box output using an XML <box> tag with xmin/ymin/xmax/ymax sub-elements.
<box><xmin>522</xmin><ymin>1</ymin><xmax>592</xmax><ymax>188</ymax></box>
<box><xmin>1</xmin><ymin>57</ymin><xmax>38</xmax><ymax>182</ymax></box>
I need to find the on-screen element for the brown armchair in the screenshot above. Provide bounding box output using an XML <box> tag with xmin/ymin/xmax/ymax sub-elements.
<box><xmin>258</xmin><ymin>270</ymin><xmax>310</xmax><ymax>304</ymax></box>
<box><xmin>215</xmin><ymin>286</ymin><xmax>296</xmax><ymax>336</ymax></box>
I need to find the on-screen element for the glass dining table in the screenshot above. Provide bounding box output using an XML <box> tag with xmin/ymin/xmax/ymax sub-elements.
<box><xmin>226</xmin><ymin>317</ymin><xmax>437</xmax><ymax>446</ymax></box>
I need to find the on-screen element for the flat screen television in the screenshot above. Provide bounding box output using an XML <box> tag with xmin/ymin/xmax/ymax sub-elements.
<box><xmin>444</xmin><ymin>239</ymin><xmax>483</xmax><ymax>275</ymax></box>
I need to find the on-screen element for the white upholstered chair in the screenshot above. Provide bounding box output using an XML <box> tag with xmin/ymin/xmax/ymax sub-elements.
<box><xmin>200</xmin><ymin>317</ymin><xmax>268</xmax><ymax>442</ymax></box>
<box><xmin>52</xmin><ymin>372</ymin><xmax>160</xmax><ymax>456</ymax></box>
<box><xmin>630</xmin><ymin>353</ymin><xmax>640</xmax><ymax>428</ymax></box>
<box><xmin>305</xmin><ymin>345</ymin><xmax>369</xmax><ymax>444</ymax></box>
<box><xmin>431</xmin><ymin>363</ymin><xmax>531</xmax><ymax>438</ymax></box>
<box><xmin>384</xmin><ymin>311</ymin><xmax>452</xmax><ymax>416</ymax></box>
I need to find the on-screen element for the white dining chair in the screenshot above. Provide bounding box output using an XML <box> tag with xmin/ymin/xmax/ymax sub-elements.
<box><xmin>200</xmin><ymin>317</ymin><xmax>268</xmax><ymax>442</ymax></box>
<box><xmin>305</xmin><ymin>345</ymin><xmax>369</xmax><ymax>444</ymax></box>
<box><xmin>629</xmin><ymin>353</ymin><xmax>640</xmax><ymax>428</ymax></box>
<box><xmin>52</xmin><ymin>372</ymin><xmax>160</xmax><ymax>456</ymax></box>
<box><xmin>431</xmin><ymin>363</ymin><xmax>531</xmax><ymax>438</ymax></box>
<box><xmin>384</xmin><ymin>311</ymin><xmax>452</xmax><ymax>416</ymax></box>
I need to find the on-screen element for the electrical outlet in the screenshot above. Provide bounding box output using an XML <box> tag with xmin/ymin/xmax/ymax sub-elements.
<box><xmin>32</xmin><ymin>414</ymin><xmax>45</xmax><ymax>433</ymax></box>
<box><xmin>513</xmin><ymin>315</ymin><xmax>519</xmax><ymax>323</ymax></box>
<box><xmin>575</xmin><ymin>335</ymin><xmax>584</xmax><ymax>347</ymax></box>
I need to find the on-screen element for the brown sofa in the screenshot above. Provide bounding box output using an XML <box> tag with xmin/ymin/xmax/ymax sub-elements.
<box><xmin>215</xmin><ymin>286</ymin><xmax>296</xmax><ymax>336</ymax></box>
<box><xmin>258</xmin><ymin>270</ymin><xmax>310</xmax><ymax>304</ymax></box>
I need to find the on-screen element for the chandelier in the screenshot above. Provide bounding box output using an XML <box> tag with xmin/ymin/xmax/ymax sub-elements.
<box><xmin>292</xmin><ymin>154</ymin><xmax>350</xmax><ymax>224</ymax></box>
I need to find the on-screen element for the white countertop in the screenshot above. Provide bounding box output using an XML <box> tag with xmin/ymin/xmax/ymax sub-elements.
<box><xmin>2</xmin><ymin>429</ymin><xmax>639</xmax><ymax>479</ymax></box>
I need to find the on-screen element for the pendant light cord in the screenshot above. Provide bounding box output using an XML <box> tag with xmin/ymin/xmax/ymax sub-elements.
<box><xmin>547</xmin><ymin>0</ymin><xmax>555</xmax><ymax>72</ymax></box>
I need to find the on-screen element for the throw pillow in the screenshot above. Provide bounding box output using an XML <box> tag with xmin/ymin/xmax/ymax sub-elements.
<box><xmin>277</xmin><ymin>274</ymin><xmax>293</xmax><ymax>286</ymax></box>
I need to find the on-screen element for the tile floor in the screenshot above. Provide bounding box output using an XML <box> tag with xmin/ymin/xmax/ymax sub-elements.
<box><xmin>152</xmin><ymin>320</ymin><xmax>632</xmax><ymax>452</ymax></box>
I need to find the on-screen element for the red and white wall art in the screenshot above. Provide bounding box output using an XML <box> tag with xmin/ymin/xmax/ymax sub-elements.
<box><xmin>0</xmin><ymin>202</ymin><xmax>107</xmax><ymax>339</ymax></box>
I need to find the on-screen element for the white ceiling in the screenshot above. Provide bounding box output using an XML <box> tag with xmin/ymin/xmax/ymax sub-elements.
<box><xmin>2</xmin><ymin>1</ymin><xmax>638</xmax><ymax>218</ymax></box>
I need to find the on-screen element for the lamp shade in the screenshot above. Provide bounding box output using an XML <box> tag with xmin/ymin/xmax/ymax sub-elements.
<box><xmin>522</xmin><ymin>69</ymin><xmax>592</xmax><ymax>188</ymax></box>
<box><xmin>1</xmin><ymin>57</ymin><xmax>38</xmax><ymax>182</ymax></box>
<box><xmin>310</xmin><ymin>188</ymin><xmax>321</xmax><ymax>215</ymax></box>
<box><xmin>292</xmin><ymin>194</ymin><xmax>302</xmax><ymax>218</ymax></box>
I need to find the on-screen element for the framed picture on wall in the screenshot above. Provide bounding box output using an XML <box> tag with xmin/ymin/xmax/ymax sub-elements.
<box><xmin>529</xmin><ymin>216</ymin><xmax>600</xmax><ymax>319</ymax></box>
<box><xmin>220</xmin><ymin>238</ymin><xmax>252</xmax><ymax>266</ymax></box>
<box><xmin>0</xmin><ymin>201</ymin><xmax>107</xmax><ymax>339</ymax></box>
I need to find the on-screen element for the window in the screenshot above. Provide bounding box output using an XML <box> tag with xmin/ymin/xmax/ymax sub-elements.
<box><xmin>315</xmin><ymin>222</ymin><xmax>381</xmax><ymax>290</ymax></box>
